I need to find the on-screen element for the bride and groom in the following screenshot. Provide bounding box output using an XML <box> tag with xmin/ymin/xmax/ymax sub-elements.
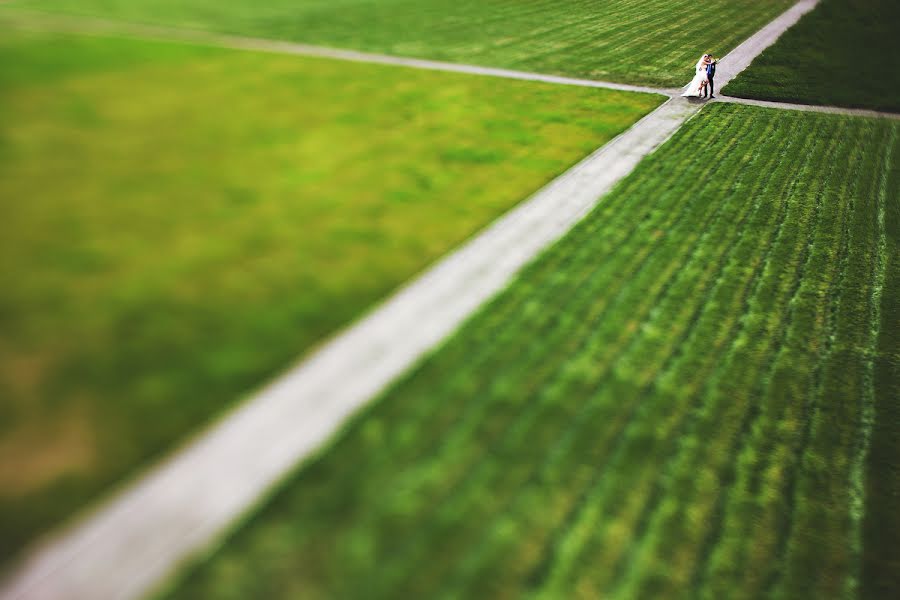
<box><xmin>682</xmin><ymin>54</ymin><xmax>718</xmax><ymax>99</ymax></box>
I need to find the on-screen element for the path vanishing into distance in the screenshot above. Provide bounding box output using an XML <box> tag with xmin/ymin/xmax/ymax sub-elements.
<box><xmin>4</xmin><ymin>1</ymin><xmax>892</xmax><ymax>599</ymax></box>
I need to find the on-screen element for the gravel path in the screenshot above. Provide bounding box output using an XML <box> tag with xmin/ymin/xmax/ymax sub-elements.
<box><xmin>12</xmin><ymin>2</ymin><xmax>891</xmax><ymax>600</ymax></box>
<box><xmin>717</xmin><ymin>94</ymin><xmax>900</xmax><ymax>120</ymax></box>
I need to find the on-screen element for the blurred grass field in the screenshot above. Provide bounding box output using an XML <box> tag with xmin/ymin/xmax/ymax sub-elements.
<box><xmin>165</xmin><ymin>104</ymin><xmax>899</xmax><ymax>600</ymax></box>
<box><xmin>4</xmin><ymin>0</ymin><xmax>793</xmax><ymax>87</ymax></box>
<box><xmin>724</xmin><ymin>0</ymin><xmax>900</xmax><ymax>112</ymax></box>
<box><xmin>0</xmin><ymin>28</ymin><xmax>661</xmax><ymax>563</ymax></box>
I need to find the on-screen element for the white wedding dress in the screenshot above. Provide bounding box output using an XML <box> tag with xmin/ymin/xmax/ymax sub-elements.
<box><xmin>681</xmin><ymin>56</ymin><xmax>708</xmax><ymax>98</ymax></box>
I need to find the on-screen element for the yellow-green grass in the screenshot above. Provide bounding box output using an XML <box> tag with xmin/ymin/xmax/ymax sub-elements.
<box><xmin>725</xmin><ymin>0</ymin><xmax>900</xmax><ymax>112</ymax></box>
<box><xmin>0</xmin><ymin>28</ymin><xmax>661</xmax><ymax>563</ymax></box>
<box><xmin>4</xmin><ymin>0</ymin><xmax>793</xmax><ymax>87</ymax></box>
<box><xmin>165</xmin><ymin>104</ymin><xmax>899</xmax><ymax>600</ymax></box>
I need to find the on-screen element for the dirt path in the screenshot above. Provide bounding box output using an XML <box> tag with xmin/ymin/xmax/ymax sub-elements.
<box><xmin>718</xmin><ymin>95</ymin><xmax>900</xmax><ymax>120</ymax></box>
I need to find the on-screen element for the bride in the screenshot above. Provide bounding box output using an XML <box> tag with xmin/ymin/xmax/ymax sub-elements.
<box><xmin>681</xmin><ymin>54</ymin><xmax>710</xmax><ymax>98</ymax></box>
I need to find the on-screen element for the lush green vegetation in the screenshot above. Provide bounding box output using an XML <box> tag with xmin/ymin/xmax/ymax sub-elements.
<box><xmin>165</xmin><ymin>104</ymin><xmax>899</xmax><ymax>600</ymax></box>
<box><xmin>0</xmin><ymin>28</ymin><xmax>660</xmax><ymax>563</ymax></box>
<box><xmin>725</xmin><ymin>0</ymin><xmax>900</xmax><ymax>112</ymax></box>
<box><xmin>5</xmin><ymin>0</ymin><xmax>793</xmax><ymax>87</ymax></box>
<box><xmin>863</xmin><ymin>114</ymin><xmax>900</xmax><ymax>598</ymax></box>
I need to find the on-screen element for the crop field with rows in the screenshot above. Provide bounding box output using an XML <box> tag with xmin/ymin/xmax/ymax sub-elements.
<box><xmin>0</xmin><ymin>28</ymin><xmax>661</xmax><ymax>565</ymax></box>
<box><xmin>4</xmin><ymin>0</ymin><xmax>793</xmax><ymax>86</ymax></box>
<box><xmin>166</xmin><ymin>104</ymin><xmax>899</xmax><ymax>600</ymax></box>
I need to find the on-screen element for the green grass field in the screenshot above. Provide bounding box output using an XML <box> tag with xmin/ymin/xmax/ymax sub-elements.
<box><xmin>4</xmin><ymin>0</ymin><xmax>794</xmax><ymax>87</ymax></box>
<box><xmin>164</xmin><ymin>104</ymin><xmax>899</xmax><ymax>600</ymax></box>
<box><xmin>724</xmin><ymin>0</ymin><xmax>900</xmax><ymax>112</ymax></box>
<box><xmin>0</xmin><ymin>28</ymin><xmax>661</xmax><ymax>563</ymax></box>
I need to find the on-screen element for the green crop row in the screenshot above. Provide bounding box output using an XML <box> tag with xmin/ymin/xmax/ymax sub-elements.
<box><xmin>701</xmin><ymin>117</ymin><xmax>861</xmax><ymax>599</ymax></box>
<box><xmin>529</xmin><ymin>111</ymin><xmax>803</xmax><ymax>599</ymax></box>
<box><xmin>776</xmin><ymin>119</ymin><xmax>891</xmax><ymax>600</ymax></box>
<box><xmin>584</xmin><ymin>111</ymin><xmax>828</xmax><ymax>597</ymax></box>
<box><xmin>164</xmin><ymin>105</ymin><xmax>899</xmax><ymax>600</ymax></box>
<box><xmin>863</xmin><ymin>124</ymin><xmax>900</xmax><ymax>599</ymax></box>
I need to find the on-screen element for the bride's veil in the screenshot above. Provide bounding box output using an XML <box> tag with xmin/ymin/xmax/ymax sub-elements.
<box><xmin>695</xmin><ymin>54</ymin><xmax>707</xmax><ymax>72</ymax></box>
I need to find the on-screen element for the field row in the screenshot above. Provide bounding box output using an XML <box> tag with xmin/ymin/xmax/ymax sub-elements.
<box><xmin>4</xmin><ymin>0</ymin><xmax>794</xmax><ymax>86</ymax></box>
<box><xmin>0</xmin><ymin>29</ymin><xmax>662</xmax><ymax>564</ymax></box>
<box><xmin>165</xmin><ymin>105</ymin><xmax>899</xmax><ymax>600</ymax></box>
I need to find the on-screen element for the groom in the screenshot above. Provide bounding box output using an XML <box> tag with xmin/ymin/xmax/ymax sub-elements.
<box><xmin>703</xmin><ymin>55</ymin><xmax>719</xmax><ymax>99</ymax></box>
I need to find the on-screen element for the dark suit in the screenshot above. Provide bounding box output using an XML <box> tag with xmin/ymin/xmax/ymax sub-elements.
<box><xmin>704</xmin><ymin>61</ymin><xmax>717</xmax><ymax>97</ymax></box>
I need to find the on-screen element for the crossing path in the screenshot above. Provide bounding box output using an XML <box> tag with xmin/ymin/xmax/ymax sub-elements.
<box><xmin>6</xmin><ymin>2</ymin><xmax>882</xmax><ymax>599</ymax></box>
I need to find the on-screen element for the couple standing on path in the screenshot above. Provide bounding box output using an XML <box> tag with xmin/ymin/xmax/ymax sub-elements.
<box><xmin>682</xmin><ymin>53</ymin><xmax>719</xmax><ymax>98</ymax></box>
